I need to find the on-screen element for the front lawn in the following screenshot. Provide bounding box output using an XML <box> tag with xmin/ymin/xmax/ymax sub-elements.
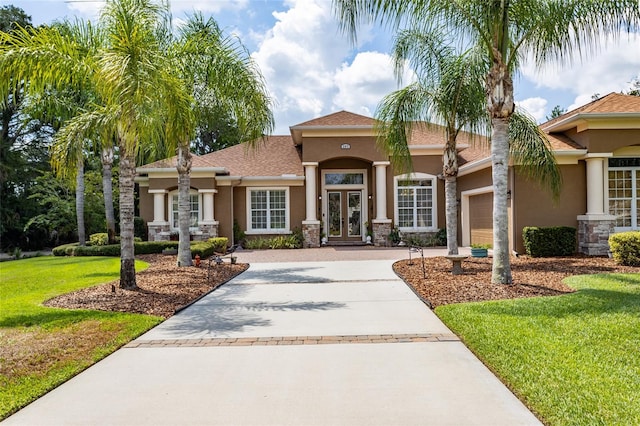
<box><xmin>436</xmin><ymin>273</ymin><xmax>640</xmax><ymax>426</ymax></box>
<box><xmin>0</xmin><ymin>256</ymin><xmax>162</xmax><ymax>419</ymax></box>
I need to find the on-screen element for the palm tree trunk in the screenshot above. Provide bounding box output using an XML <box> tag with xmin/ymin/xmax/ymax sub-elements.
<box><xmin>101</xmin><ymin>146</ymin><xmax>117</xmax><ymax>244</ymax></box>
<box><xmin>176</xmin><ymin>143</ymin><xmax>193</xmax><ymax>267</ymax></box>
<box><xmin>75</xmin><ymin>158</ymin><xmax>86</xmax><ymax>246</ymax></box>
<box><xmin>443</xmin><ymin>135</ymin><xmax>458</xmax><ymax>255</ymax></box>
<box><xmin>490</xmin><ymin>117</ymin><xmax>512</xmax><ymax>285</ymax></box>
<box><xmin>487</xmin><ymin>52</ymin><xmax>514</xmax><ymax>285</ymax></box>
<box><xmin>119</xmin><ymin>149</ymin><xmax>137</xmax><ymax>289</ymax></box>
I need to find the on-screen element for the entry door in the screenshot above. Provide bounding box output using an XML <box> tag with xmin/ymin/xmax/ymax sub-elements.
<box><xmin>327</xmin><ymin>190</ymin><xmax>362</xmax><ymax>241</ymax></box>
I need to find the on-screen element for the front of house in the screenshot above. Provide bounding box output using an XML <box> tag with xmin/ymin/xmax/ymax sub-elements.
<box><xmin>136</xmin><ymin>93</ymin><xmax>640</xmax><ymax>256</ymax></box>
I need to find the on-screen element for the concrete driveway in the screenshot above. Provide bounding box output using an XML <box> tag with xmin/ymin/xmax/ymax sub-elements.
<box><xmin>4</xmin><ymin>247</ymin><xmax>541</xmax><ymax>425</ymax></box>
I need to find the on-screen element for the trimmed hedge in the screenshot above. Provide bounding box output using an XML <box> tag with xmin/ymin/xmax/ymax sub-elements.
<box><xmin>52</xmin><ymin>240</ymin><xmax>220</xmax><ymax>258</ymax></box>
<box><xmin>609</xmin><ymin>231</ymin><xmax>640</xmax><ymax>266</ymax></box>
<box><xmin>208</xmin><ymin>237</ymin><xmax>229</xmax><ymax>254</ymax></box>
<box><xmin>522</xmin><ymin>226</ymin><xmax>576</xmax><ymax>257</ymax></box>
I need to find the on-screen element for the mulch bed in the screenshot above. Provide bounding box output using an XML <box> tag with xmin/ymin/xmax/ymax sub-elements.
<box><xmin>393</xmin><ymin>255</ymin><xmax>638</xmax><ymax>308</ymax></box>
<box><xmin>44</xmin><ymin>253</ymin><xmax>638</xmax><ymax>317</ymax></box>
<box><xmin>44</xmin><ymin>254</ymin><xmax>248</xmax><ymax>318</ymax></box>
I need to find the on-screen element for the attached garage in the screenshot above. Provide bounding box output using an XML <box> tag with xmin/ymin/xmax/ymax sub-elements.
<box><xmin>469</xmin><ymin>192</ymin><xmax>493</xmax><ymax>246</ymax></box>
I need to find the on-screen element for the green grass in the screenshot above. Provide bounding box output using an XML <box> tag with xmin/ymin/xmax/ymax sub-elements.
<box><xmin>436</xmin><ymin>273</ymin><xmax>640</xmax><ymax>426</ymax></box>
<box><xmin>0</xmin><ymin>256</ymin><xmax>162</xmax><ymax>419</ymax></box>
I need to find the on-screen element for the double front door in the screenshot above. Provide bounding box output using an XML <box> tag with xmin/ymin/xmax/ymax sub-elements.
<box><xmin>327</xmin><ymin>190</ymin><xmax>363</xmax><ymax>241</ymax></box>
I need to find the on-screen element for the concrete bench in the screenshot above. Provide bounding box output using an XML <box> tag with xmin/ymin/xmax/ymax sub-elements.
<box><xmin>444</xmin><ymin>254</ymin><xmax>468</xmax><ymax>275</ymax></box>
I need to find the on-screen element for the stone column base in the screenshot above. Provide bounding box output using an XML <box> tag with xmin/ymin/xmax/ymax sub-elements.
<box><xmin>372</xmin><ymin>220</ymin><xmax>392</xmax><ymax>247</ymax></box>
<box><xmin>198</xmin><ymin>222</ymin><xmax>219</xmax><ymax>241</ymax></box>
<box><xmin>302</xmin><ymin>221</ymin><xmax>321</xmax><ymax>248</ymax></box>
<box><xmin>577</xmin><ymin>215</ymin><xmax>616</xmax><ymax>256</ymax></box>
<box><xmin>148</xmin><ymin>222</ymin><xmax>170</xmax><ymax>241</ymax></box>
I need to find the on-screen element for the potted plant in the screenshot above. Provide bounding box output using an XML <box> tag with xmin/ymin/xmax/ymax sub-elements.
<box><xmin>365</xmin><ymin>221</ymin><xmax>373</xmax><ymax>244</ymax></box>
<box><xmin>470</xmin><ymin>243</ymin><xmax>491</xmax><ymax>258</ymax></box>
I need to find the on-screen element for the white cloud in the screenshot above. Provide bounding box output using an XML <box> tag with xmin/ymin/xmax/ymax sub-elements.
<box><xmin>516</xmin><ymin>97</ymin><xmax>548</xmax><ymax>122</ymax></box>
<box><xmin>333</xmin><ymin>51</ymin><xmax>402</xmax><ymax>116</ymax></box>
<box><xmin>251</xmin><ymin>0</ymin><xmax>400</xmax><ymax>133</ymax></box>
<box><xmin>251</xmin><ymin>0</ymin><xmax>352</xmax><ymax>132</ymax></box>
<box><xmin>520</xmin><ymin>32</ymin><xmax>640</xmax><ymax>111</ymax></box>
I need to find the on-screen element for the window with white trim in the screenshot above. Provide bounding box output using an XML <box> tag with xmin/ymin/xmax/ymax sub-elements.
<box><xmin>394</xmin><ymin>174</ymin><xmax>436</xmax><ymax>231</ymax></box>
<box><xmin>247</xmin><ymin>188</ymin><xmax>289</xmax><ymax>233</ymax></box>
<box><xmin>170</xmin><ymin>191</ymin><xmax>200</xmax><ymax>230</ymax></box>
<box><xmin>608</xmin><ymin>158</ymin><xmax>640</xmax><ymax>230</ymax></box>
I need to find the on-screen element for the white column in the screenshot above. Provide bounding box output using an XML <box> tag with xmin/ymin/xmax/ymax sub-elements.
<box><xmin>303</xmin><ymin>162</ymin><xmax>319</xmax><ymax>222</ymax></box>
<box><xmin>149</xmin><ymin>190</ymin><xmax>168</xmax><ymax>224</ymax></box>
<box><xmin>199</xmin><ymin>189</ymin><xmax>217</xmax><ymax>223</ymax></box>
<box><xmin>374</xmin><ymin>162</ymin><xmax>390</xmax><ymax>220</ymax></box>
<box><xmin>585</xmin><ymin>156</ymin><xmax>606</xmax><ymax>215</ymax></box>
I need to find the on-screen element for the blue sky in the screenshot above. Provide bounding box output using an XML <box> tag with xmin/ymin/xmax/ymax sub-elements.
<box><xmin>5</xmin><ymin>0</ymin><xmax>640</xmax><ymax>134</ymax></box>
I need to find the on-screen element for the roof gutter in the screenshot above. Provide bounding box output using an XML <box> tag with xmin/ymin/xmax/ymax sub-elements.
<box><xmin>458</xmin><ymin>157</ymin><xmax>492</xmax><ymax>177</ymax></box>
<box><xmin>136</xmin><ymin>166</ymin><xmax>228</xmax><ymax>174</ymax></box>
<box><xmin>543</xmin><ymin>112</ymin><xmax>640</xmax><ymax>132</ymax></box>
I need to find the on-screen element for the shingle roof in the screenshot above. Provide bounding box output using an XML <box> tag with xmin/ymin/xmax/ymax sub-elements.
<box><xmin>292</xmin><ymin>110</ymin><xmax>375</xmax><ymax>127</ymax></box>
<box><xmin>407</xmin><ymin>122</ymin><xmax>484</xmax><ymax>147</ymax></box>
<box><xmin>200</xmin><ymin>135</ymin><xmax>303</xmax><ymax>177</ymax></box>
<box><xmin>541</xmin><ymin>92</ymin><xmax>640</xmax><ymax>131</ymax></box>
<box><xmin>138</xmin><ymin>154</ymin><xmax>217</xmax><ymax>170</ymax></box>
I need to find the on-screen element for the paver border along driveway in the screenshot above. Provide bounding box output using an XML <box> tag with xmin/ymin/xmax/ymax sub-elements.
<box><xmin>4</xmin><ymin>248</ymin><xmax>541</xmax><ymax>426</ymax></box>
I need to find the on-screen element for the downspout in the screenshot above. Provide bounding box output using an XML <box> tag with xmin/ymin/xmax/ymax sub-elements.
<box><xmin>230</xmin><ymin>178</ymin><xmax>242</xmax><ymax>246</ymax></box>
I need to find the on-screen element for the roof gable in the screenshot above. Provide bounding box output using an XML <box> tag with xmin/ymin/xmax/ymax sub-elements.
<box><xmin>291</xmin><ymin>110</ymin><xmax>375</xmax><ymax>128</ymax></box>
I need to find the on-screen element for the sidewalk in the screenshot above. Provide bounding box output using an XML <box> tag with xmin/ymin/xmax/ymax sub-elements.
<box><xmin>3</xmin><ymin>249</ymin><xmax>541</xmax><ymax>425</ymax></box>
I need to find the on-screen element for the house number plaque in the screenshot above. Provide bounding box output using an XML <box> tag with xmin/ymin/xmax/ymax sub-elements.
<box><xmin>341</xmin><ymin>143</ymin><xmax>351</xmax><ymax>149</ymax></box>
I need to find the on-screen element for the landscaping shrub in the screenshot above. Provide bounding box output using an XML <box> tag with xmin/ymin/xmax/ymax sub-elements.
<box><xmin>233</xmin><ymin>220</ymin><xmax>245</xmax><ymax>246</ymax></box>
<box><xmin>134</xmin><ymin>241</ymin><xmax>178</xmax><ymax>255</ymax></box>
<box><xmin>89</xmin><ymin>233</ymin><xmax>109</xmax><ymax>246</ymax></box>
<box><xmin>609</xmin><ymin>231</ymin><xmax>640</xmax><ymax>266</ymax></box>
<box><xmin>435</xmin><ymin>228</ymin><xmax>447</xmax><ymax>246</ymax></box>
<box><xmin>73</xmin><ymin>244</ymin><xmax>122</xmax><ymax>256</ymax></box>
<box><xmin>134</xmin><ymin>216</ymin><xmax>148</xmax><ymax>240</ymax></box>
<box><xmin>190</xmin><ymin>241</ymin><xmax>217</xmax><ymax>259</ymax></box>
<box><xmin>208</xmin><ymin>237</ymin><xmax>229</xmax><ymax>253</ymax></box>
<box><xmin>243</xmin><ymin>232</ymin><xmax>303</xmax><ymax>250</ymax></box>
<box><xmin>52</xmin><ymin>240</ymin><xmax>221</xmax><ymax>258</ymax></box>
<box><xmin>52</xmin><ymin>243</ymin><xmax>78</xmax><ymax>256</ymax></box>
<box><xmin>522</xmin><ymin>226</ymin><xmax>576</xmax><ymax>257</ymax></box>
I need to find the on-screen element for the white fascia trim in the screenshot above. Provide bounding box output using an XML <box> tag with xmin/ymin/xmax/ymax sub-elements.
<box><xmin>137</xmin><ymin>166</ymin><xmax>228</xmax><ymax>173</ymax></box>
<box><xmin>290</xmin><ymin>125</ymin><xmax>373</xmax><ymax>131</ymax></box>
<box><xmin>241</xmin><ymin>176</ymin><xmax>305</xmax><ymax>182</ymax></box>
<box><xmin>544</xmin><ymin>112</ymin><xmax>640</xmax><ymax>132</ymax></box>
<box><xmin>458</xmin><ymin>157</ymin><xmax>492</xmax><ymax>176</ymax></box>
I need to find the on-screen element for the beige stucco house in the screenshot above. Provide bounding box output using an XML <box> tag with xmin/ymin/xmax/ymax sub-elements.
<box><xmin>136</xmin><ymin>92</ymin><xmax>640</xmax><ymax>255</ymax></box>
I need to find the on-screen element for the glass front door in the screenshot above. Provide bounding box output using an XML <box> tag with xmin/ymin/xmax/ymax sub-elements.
<box><xmin>327</xmin><ymin>190</ymin><xmax>362</xmax><ymax>240</ymax></box>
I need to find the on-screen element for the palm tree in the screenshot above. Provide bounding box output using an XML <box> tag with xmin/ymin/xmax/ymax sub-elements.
<box><xmin>376</xmin><ymin>30</ymin><xmax>487</xmax><ymax>255</ymax></box>
<box><xmin>169</xmin><ymin>14</ymin><xmax>273</xmax><ymax>267</ymax></box>
<box><xmin>334</xmin><ymin>0</ymin><xmax>640</xmax><ymax>284</ymax></box>
<box><xmin>0</xmin><ymin>0</ymin><xmax>193</xmax><ymax>289</ymax></box>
